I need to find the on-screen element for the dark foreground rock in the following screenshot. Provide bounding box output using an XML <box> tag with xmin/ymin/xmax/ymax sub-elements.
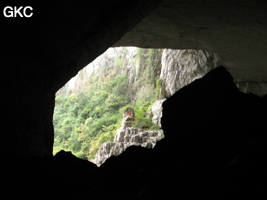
<box><xmin>3</xmin><ymin>66</ymin><xmax>267</xmax><ymax>199</ymax></box>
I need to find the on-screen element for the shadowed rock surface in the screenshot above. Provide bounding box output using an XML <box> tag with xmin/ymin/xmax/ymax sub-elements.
<box><xmin>2</xmin><ymin>0</ymin><xmax>267</xmax><ymax>157</ymax></box>
<box><xmin>151</xmin><ymin>49</ymin><xmax>221</xmax><ymax>127</ymax></box>
<box><xmin>4</xmin><ymin>67</ymin><xmax>267</xmax><ymax>199</ymax></box>
<box><xmin>99</xmin><ymin>66</ymin><xmax>267</xmax><ymax>199</ymax></box>
<box><xmin>1</xmin><ymin>0</ymin><xmax>162</xmax><ymax>158</ymax></box>
<box><xmin>1</xmin><ymin>0</ymin><xmax>267</xmax><ymax>199</ymax></box>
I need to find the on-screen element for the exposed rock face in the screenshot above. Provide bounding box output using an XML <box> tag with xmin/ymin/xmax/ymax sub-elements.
<box><xmin>114</xmin><ymin>127</ymin><xmax>162</xmax><ymax>145</ymax></box>
<box><xmin>61</xmin><ymin>48</ymin><xmax>119</xmax><ymax>94</ymax></box>
<box><xmin>95</xmin><ymin>127</ymin><xmax>163</xmax><ymax>166</ymax></box>
<box><xmin>150</xmin><ymin>49</ymin><xmax>220</xmax><ymax>127</ymax></box>
<box><xmin>114</xmin><ymin>126</ymin><xmax>138</xmax><ymax>142</ymax></box>
<box><xmin>160</xmin><ymin>49</ymin><xmax>221</xmax><ymax>98</ymax></box>
<box><xmin>237</xmin><ymin>82</ymin><xmax>267</xmax><ymax>97</ymax></box>
<box><xmin>151</xmin><ymin>99</ymin><xmax>165</xmax><ymax>127</ymax></box>
<box><xmin>61</xmin><ymin>47</ymin><xmax>139</xmax><ymax>94</ymax></box>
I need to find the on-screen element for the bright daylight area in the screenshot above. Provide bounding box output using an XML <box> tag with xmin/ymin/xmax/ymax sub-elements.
<box><xmin>53</xmin><ymin>47</ymin><xmax>166</xmax><ymax>164</ymax></box>
<box><xmin>53</xmin><ymin>47</ymin><xmax>220</xmax><ymax>165</ymax></box>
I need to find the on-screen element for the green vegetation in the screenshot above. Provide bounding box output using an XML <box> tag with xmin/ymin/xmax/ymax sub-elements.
<box><xmin>53</xmin><ymin>48</ymin><xmax>163</xmax><ymax>160</ymax></box>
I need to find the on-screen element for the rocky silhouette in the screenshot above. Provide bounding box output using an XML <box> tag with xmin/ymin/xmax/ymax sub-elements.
<box><xmin>3</xmin><ymin>67</ymin><xmax>267</xmax><ymax>199</ymax></box>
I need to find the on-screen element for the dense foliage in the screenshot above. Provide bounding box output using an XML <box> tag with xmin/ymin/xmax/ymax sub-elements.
<box><xmin>53</xmin><ymin>48</ymin><xmax>162</xmax><ymax>160</ymax></box>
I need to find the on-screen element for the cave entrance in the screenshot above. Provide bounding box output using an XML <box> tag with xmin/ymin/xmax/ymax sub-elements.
<box><xmin>53</xmin><ymin>47</ymin><xmax>220</xmax><ymax>165</ymax></box>
<box><xmin>53</xmin><ymin>47</ymin><xmax>165</xmax><ymax>163</ymax></box>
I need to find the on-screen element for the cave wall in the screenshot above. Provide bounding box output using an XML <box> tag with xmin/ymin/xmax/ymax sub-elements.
<box><xmin>1</xmin><ymin>0</ymin><xmax>267</xmax><ymax>158</ymax></box>
<box><xmin>1</xmin><ymin>0</ymin><xmax>161</xmax><ymax>157</ymax></box>
<box><xmin>1</xmin><ymin>1</ymin><xmax>267</xmax><ymax>198</ymax></box>
<box><xmin>115</xmin><ymin>0</ymin><xmax>267</xmax><ymax>82</ymax></box>
<box><xmin>237</xmin><ymin>81</ymin><xmax>267</xmax><ymax>97</ymax></box>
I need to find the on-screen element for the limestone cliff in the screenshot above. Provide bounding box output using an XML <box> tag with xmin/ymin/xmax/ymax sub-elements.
<box><xmin>59</xmin><ymin>47</ymin><xmax>163</xmax><ymax>96</ymax></box>
<box><xmin>160</xmin><ymin>49</ymin><xmax>221</xmax><ymax>98</ymax></box>
<box><xmin>57</xmin><ymin>47</ymin><xmax>267</xmax><ymax>161</ymax></box>
<box><xmin>152</xmin><ymin>49</ymin><xmax>221</xmax><ymax>126</ymax></box>
<box><xmin>60</xmin><ymin>48</ymin><xmax>223</xmax><ymax>130</ymax></box>
<box><xmin>151</xmin><ymin>99</ymin><xmax>166</xmax><ymax>127</ymax></box>
<box><xmin>60</xmin><ymin>48</ymin><xmax>137</xmax><ymax>94</ymax></box>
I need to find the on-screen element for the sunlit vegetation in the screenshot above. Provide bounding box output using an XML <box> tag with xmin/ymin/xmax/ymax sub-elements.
<box><xmin>53</xmin><ymin>48</ymin><xmax>163</xmax><ymax>160</ymax></box>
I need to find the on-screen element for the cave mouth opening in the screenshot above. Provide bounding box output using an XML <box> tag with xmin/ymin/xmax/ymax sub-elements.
<box><xmin>53</xmin><ymin>47</ymin><xmax>165</xmax><ymax>164</ymax></box>
<box><xmin>53</xmin><ymin>47</ymin><xmax>220</xmax><ymax>165</ymax></box>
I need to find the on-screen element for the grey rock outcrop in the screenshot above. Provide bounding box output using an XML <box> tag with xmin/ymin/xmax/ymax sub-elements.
<box><xmin>236</xmin><ymin>82</ymin><xmax>267</xmax><ymax>97</ymax></box>
<box><xmin>150</xmin><ymin>49</ymin><xmax>220</xmax><ymax>127</ymax></box>
<box><xmin>151</xmin><ymin>99</ymin><xmax>166</xmax><ymax>127</ymax></box>
<box><xmin>160</xmin><ymin>49</ymin><xmax>221</xmax><ymax>98</ymax></box>
<box><xmin>95</xmin><ymin>127</ymin><xmax>163</xmax><ymax>166</ymax></box>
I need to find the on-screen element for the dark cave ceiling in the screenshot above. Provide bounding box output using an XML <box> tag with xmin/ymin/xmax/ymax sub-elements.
<box><xmin>115</xmin><ymin>0</ymin><xmax>267</xmax><ymax>82</ymax></box>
